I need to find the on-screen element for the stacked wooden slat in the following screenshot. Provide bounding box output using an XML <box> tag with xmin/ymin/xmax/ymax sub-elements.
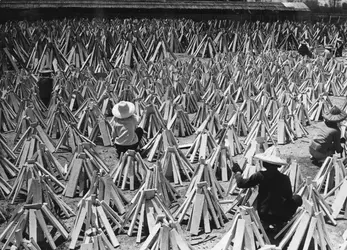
<box><xmin>121</xmin><ymin>188</ymin><xmax>175</xmax><ymax>243</ymax></box>
<box><xmin>139</xmin><ymin>218</ymin><xmax>194</xmax><ymax>250</ymax></box>
<box><xmin>141</xmin><ymin>163</ymin><xmax>180</xmax><ymax>206</ymax></box>
<box><xmin>110</xmin><ymin>149</ymin><xmax>148</xmax><ymax>191</ymax></box>
<box><xmin>8</xmin><ymin>159</ymin><xmax>65</xmax><ymax>204</ymax></box>
<box><xmin>212</xmin><ymin>206</ymin><xmax>272</xmax><ymax>250</ymax></box>
<box><xmin>0</xmin><ymin>202</ymin><xmax>69</xmax><ymax>250</ymax></box>
<box><xmin>69</xmin><ymin>195</ymin><xmax>121</xmax><ymax>250</ymax></box>
<box><xmin>173</xmin><ymin>181</ymin><xmax>227</xmax><ymax>235</ymax></box>
<box><xmin>161</xmin><ymin>146</ymin><xmax>194</xmax><ymax>185</ymax></box>
<box><xmin>64</xmin><ymin>143</ymin><xmax>109</xmax><ymax>198</ymax></box>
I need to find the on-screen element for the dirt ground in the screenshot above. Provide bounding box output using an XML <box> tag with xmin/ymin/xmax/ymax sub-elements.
<box><xmin>1</xmin><ymin>95</ymin><xmax>347</xmax><ymax>250</ymax></box>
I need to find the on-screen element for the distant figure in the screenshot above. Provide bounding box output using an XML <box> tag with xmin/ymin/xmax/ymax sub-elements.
<box><xmin>298</xmin><ymin>39</ymin><xmax>313</xmax><ymax>58</ymax></box>
<box><xmin>324</xmin><ymin>45</ymin><xmax>334</xmax><ymax>62</ymax></box>
<box><xmin>335</xmin><ymin>38</ymin><xmax>344</xmax><ymax>57</ymax></box>
<box><xmin>37</xmin><ymin>68</ymin><xmax>54</xmax><ymax>107</ymax></box>
<box><xmin>232</xmin><ymin>147</ymin><xmax>303</xmax><ymax>232</ymax></box>
<box><xmin>309</xmin><ymin>106</ymin><xmax>347</xmax><ymax>164</ymax></box>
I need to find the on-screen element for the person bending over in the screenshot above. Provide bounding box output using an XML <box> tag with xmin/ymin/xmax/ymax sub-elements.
<box><xmin>111</xmin><ymin>101</ymin><xmax>143</xmax><ymax>158</ymax></box>
<box><xmin>232</xmin><ymin>147</ymin><xmax>302</xmax><ymax>231</ymax></box>
<box><xmin>309</xmin><ymin>106</ymin><xmax>347</xmax><ymax>164</ymax></box>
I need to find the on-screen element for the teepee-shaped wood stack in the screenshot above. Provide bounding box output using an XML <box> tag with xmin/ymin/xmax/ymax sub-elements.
<box><xmin>217</xmin><ymin>124</ymin><xmax>244</xmax><ymax>156</ymax></box>
<box><xmin>64</xmin><ymin>143</ymin><xmax>109</xmax><ymax>198</ymax></box>
<box><xmin>227</xmin><ymin>109</ymin><xmax>249</xmax><ymax>136</ymax></box>
<box><xmin>141</xmin><ymin>163</ymin><xmax>180</xmax><ymax>207</ymax></box>
<box><xmin>27</xmin><ymin>177</ymin><xmax>75</xmax><ymax>218</ymax></box>
<box><xmin>69</xmin><ymin>195</ymin><xmax>121</xmax><ymax>250</ymax></box>
<box><xmin>141</xmin><ymin>129</ymin><xmax>178</xmax><ymax>162</ymax></box>
<box><xmin>55</xmin><ymin>122</ymin><xmax>95</xmax><ymax>153</ymax></box>
<box><xmin>9</xmin><ymin>229</ymin><xmax>41</xmax><ymax>250</ymax></box>
<box><xmin>212</xmin><ymin>206</ymin><xmax>272</xmax><ymax>250</ymax></box>
<box><xmin>195</xmin><ymin>112</ymin><xmax>221</xmax><ymax>137</ymax></box>
<box><xmin>167</xmin><ymin>107</ymin><xmax>195</xmax><ymax>137</ymax></box>
<box><xmin>282</xmin><ymin>159</ymin><xmax>305</xmax><ymax>194</ymax></box>
<box><xmin>192</xmin><ymin>102</ymin><xmax>209</xmax><ymax>127</ymax></box>
<box><xmin>207</xmin><ymin>141</ymin><xmax>233</xmax><ymax>182</ymax></box>
<box><xmin>139</xmin><ymin>103</ymin><xmax>166</xmax><ymax>139</ymax></box>
<box><xmin>81</xmin><ymin>170</ymin><xmax>129</xmax><ymax>215</ymax></box>
<box><xmin>15</xmin><ymin>138</ymin><xmax>65</xmax><ymax>179</ymax></box>
<box><xmin>244</xmin><ymin>106</ymin><xmax>274</xmax><ymax>147</ymax></box>
<box><xmin>161</xmin><ymin>145</ymin><xmax>194</xmax><ymax>185</ymax></box>
<box><xmin>314</xmin><ymin>155</ymin><xmax>346</xmax><ymax>196</ymax></box>
<box><xmin>297</xmin><ymin>177</ymin><xmax>337</xmax><ymax>226</ymax></box>
<box><xmin>13</xmin><ymin>122</ymin><xmax>56</xmax><ymax>154</ymax></box>
<box><xmin>275</xmin><ymin>199</ymin><xmax>333</xmax><ymax>250</ymax></box>
<box><xmin>8</xmin><ymin>159</ymin><xmax>65</xmax><ymax>204</ymax></box>
<box><xmin>173</xmin><ymin>181</ymin><xmax>227</xmax><ymax>235</ymax></box>
<box><xmin>110</xmin><ymin>149</ymin><xmax>148</xmax><ymax>190</ymax></box>
<box><xmin>308</xmin><ymin>94</ymin><xmax>332</xmax><ymax>121</ymax></box>
<box><xmin>186</xmin><ymin>159</ymin><xmax>225</xmax><ymax>199</ymax></box>
<box><xmin>139</xmin><ymin>218</ymin><xmax>194</xmax><ymax>250</ymax></box>
<box><xmin>121</xmin><ymin>188</ymin><xmax>175</xmax><ymax>243</ymax></box>
<box><xmin>0</xmin><ymin>202</ymin><xmax>69</xmax><ymax>250</ymax></box>
<box><xmin>185</xmin><ymin>131</ymin><xmax>217</xmax><ymax>163</ymax></box>
<box><xmin>46</xmin><ymin>100</ymin><xmax>77</xmax><ymax>139</ymax></box>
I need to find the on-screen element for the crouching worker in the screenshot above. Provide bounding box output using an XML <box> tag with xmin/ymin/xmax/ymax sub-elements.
<box><xmin>111</xmin><ymin>101</ymin><xmax>143</xmax><ymax>158</ymax></box>
<box><xmin>232</xmin><ymin>147</ymin><xmax>302</xmax><ymax>231</ymax></box>
<box><xmin>309</xmin><ymin>106</ymin><xmax>347</xmax><ymax>164</ymax></box>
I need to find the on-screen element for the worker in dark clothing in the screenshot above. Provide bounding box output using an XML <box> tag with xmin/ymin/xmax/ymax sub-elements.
<box><xmin>335</xmin><ymin>38</ymin><xmax>344</xmax><ymax>57</ymax></box>
<box><xmin>37</xmin><ymin>68</ymin><xmax>54</xmax><ymax>107</ymax></box>
<box><xmin>309</xmin><ymin>106</ymin><xmax>347</xmax><ymax>164</ymax></box>
<box><xmin>298</xmin><ymin>39</ymin><xmax>313</xmax><ymax>58</ymax></box>
<box><xmin>232</xmin><ymin>146</ymin><xmax>303</xmax><ymax>231</ymax></box>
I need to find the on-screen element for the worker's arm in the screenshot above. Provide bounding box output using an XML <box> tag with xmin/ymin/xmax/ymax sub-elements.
<box><xmin>234</xmin><ymin>172</ymin><xmax>264</xmax><ymax>189</ymax></box>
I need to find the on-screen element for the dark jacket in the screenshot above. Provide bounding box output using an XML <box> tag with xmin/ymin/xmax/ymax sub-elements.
<box><xmin>235</xmin><ymin>169</ymin><xmax>293</xmax><ymax>220</ymax></box>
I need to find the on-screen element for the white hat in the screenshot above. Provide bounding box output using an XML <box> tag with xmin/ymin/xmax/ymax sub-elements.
<box><xmin>254</xmin><ymin>146</ymin><xmax>288</xmax><ymax>166</ymax></box>
<box><xmin>112</xmin><ymin>101</ymin><xmax>135</xmax><ymax>119</ymax></box>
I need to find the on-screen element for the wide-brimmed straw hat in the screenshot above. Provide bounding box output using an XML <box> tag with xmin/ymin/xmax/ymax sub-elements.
<box><xmin>254</xmin><ymin>146</ymin><xmax>288</xmax><ymax>166</ymax></box>
<box><xmin>112</xmin><ymin>101</ymin><xmax>135</xmax><ymax>119</ymax></box>
<box><xmin>323</xmin><ymin>106</ymin><xmax>347</xmax><ymax>122</ymax></box>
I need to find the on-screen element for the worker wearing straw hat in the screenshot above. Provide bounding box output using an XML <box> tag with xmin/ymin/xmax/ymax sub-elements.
<box><xmin>111</xmin><ymin>101</ymin><xmax>144</xmax><ymax>158</ymax></box>
<box><xmin>309</xmin><ymin>106</ymin><xmax>347</xmax><ymax>164</ymax></box>
<box><xmin>232</xmin><ymin>146</ymin><xmax>303</xmax><ymax>232</ymax></box>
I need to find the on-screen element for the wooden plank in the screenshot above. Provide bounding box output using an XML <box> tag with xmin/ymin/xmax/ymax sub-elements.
<box><xmin>287</xmin><ymin>212</ymin><xmax>310</xmax><ymax>250</ymax></box>
<box><xmin>64</xmin><ymin>158</ymin><xmax>83</xmax><ymax>198</ymax></box>
<box><xmin>96</xmin><ymin>206</ymin><xmax>120</xmax><ymax>247</ymax></box>
<box><xmin>331</xmin><ymin>179</ymin><xmax>347</xmax><ymax>219</ymax></box>
<box><xmin>190</xmin><ymin>190</ymin><xmax>205</xmax><ymax>235</ymax></box>
<box><xmin>302</xmin><ymin>217</ymin><xmax>317</xmax><ymax>250</ymax></box>
<box><xmin>34</xmin><ymin>210</ymin><xmax>57</xmax><ymax>249</ymax></box>
<box><xmin>233</xmin><ymin>219</ymin><xmax>246</xmax><ymax>250</ymax></box>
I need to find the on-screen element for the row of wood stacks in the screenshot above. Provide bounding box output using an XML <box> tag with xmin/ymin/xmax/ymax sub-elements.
<box><xmin>1</xmin><ymin>18</ymin><xmax>346</xmax><ymax>73</ymax></box>
<box><xmin>4</xmin><ymin>50</ymin><xmax>346</xmax><ymax>152</ymax></box>
<box><xmin>2</xmin><ymin>128</ymin><xmax>347</xmax><ymax>250</ymax></box>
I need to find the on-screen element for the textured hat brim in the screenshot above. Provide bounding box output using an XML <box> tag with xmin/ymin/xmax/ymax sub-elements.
<box><xmin>254</xmin><ymin>153</ymin><xmax>288</xmax><ymax>166</ymax></box>
<box><xmin>112</xmin><ymin>102</ymin><xmax>135</xmax><ymax>119</ymax></box>
<box><xmin>322</xmin><ymin>112</ymin><xmax>347</xmax><ymax>122</ymax></box>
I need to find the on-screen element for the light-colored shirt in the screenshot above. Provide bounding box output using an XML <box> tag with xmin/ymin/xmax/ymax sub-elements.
<box><xmin>111</xmin><ymin>115</ymin><xmax>140</xmax><ymax>146</ymax></box>
<box><xmin>310</xmin><ymin>121</ymin><xmax>342</xmax><ymax>154</ymax></box>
